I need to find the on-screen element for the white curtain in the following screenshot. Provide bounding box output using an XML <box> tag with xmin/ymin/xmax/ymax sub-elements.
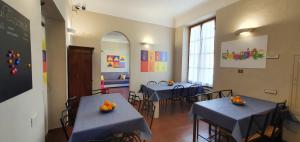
<box><xmin>188</xmin><ymin>20</ymin><xmax>215</xmax><ymax>86</ymax></box>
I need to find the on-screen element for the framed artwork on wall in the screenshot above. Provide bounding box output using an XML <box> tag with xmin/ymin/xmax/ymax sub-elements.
<box><xmin>141</xmin><ymin>50</ymin><xmax>168</xmax><ymax>72</ymax></box>
<box><xmin>220</xmin><ymin>35</ymin><xmax>268</xmax><ymax>68</ymax></box>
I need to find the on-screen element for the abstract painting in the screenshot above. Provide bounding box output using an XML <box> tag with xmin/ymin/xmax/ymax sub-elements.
<box><xmin>107</xmin><ymin>55</ymin><xmax>126</xmax><ymax>68</ymax></box>
<box><xmin>141</xmin><ymin>50</ymin><xmax>168</xmax><ymax>72</ymax></box>
<box><xmin>220</xmin><ymin>35</ymin><xmax>268</xmax><ymax>68</ymax></box>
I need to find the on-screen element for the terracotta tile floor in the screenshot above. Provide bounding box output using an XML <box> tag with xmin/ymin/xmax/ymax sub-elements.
<box><xmin>46</xmin><ymin>91</ymin><xmax>221</xmax><ymax>142</ymax></box>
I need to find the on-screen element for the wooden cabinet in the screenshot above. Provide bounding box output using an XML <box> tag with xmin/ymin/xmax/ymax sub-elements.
<box><xmin>68</xmin><ymin>46</ymin><xmax>94</xmax><ymax>98</ymax></box>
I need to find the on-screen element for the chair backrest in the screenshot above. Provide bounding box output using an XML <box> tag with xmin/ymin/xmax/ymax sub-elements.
<box><xmin>219</xmin><ymin>89</ymin><xmax>233</xmax><ymax>98</ymax></box>
<box><xmin>188</xmin><ymin>84</ymin><xmax>200</xmax><ymax>96</ymax></box>
<box><xmin>158</xmin><ymin>80</ymin><xmax>168</xmax><ymax>85</ymax></box>
<box><xmin>270</xmin><ymin>101</ymin><xmax>288</xmax><ymax>138</ymax></box>
<box><xmin>245</xmin><ymin>111</ymin><xmax>271</xmax><ymax>142</ymax></box>
<box><xmin>147</xmin><ymin>81</ymin><xmax>157</xmax><ymax>85</ymax></box>
<box><xmin>128</xmin><ymin>91</ymin><xmax>141</xmax><ymax>110</ymax></box>
<box><xmin>140</xmin><ymin>85</ymin><xmax>150</xmax><ymax>101</ymax></box>
<box><xmin>65</xmin><ymin>96</ymin><xmax>79</xmax><ymax>121</ymax></box>
<box><xmin>206</xmin><ymin>91</ymin><xmax>220</xmax><ymax>100</ymax></box>
<box><xmin>140</xmin><ymin>100</ymin><xmax>155</xmax><ymax>129</ymax></box>
<box><xmin>60</xmin><ymin>109</ymin><xmax>73</xmax><ymax>140</ymax></box>
<box><xmin>172</xmin><ymin>85</ymin><xmax>185</xmax><ymax>98</ymax></box>
<box><xmin>202</xmin><ymin>85</ymin><xmax>213</xmax><ymax>92</ymax></box>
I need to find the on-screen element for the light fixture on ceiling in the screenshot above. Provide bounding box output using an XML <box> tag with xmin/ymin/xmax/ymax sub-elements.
<box><xmin>234</xmin><ymin>28</ymin><xmax>256</xmax><ymax>36</ymax></box>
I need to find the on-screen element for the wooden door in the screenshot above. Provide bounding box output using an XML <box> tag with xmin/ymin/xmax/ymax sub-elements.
<box><xmin>68</xmin><ymin>46</ymin><xmax>94</xmax><ymax>98</ymax></box>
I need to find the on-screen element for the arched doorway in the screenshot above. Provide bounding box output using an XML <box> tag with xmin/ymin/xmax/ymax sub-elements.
<box><xmin>100</xmin><ymin>31</ymin><xmax>130</xmax><ymax>98</ymax></box>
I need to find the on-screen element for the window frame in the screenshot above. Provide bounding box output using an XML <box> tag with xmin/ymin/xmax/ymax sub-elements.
<box><xmin>187</xmin><ymin>17</ymin><xmax>216</xmax><ymax>86</ymax></box>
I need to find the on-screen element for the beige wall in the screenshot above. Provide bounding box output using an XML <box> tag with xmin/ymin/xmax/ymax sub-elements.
<box><xmin>45</xmin><ymin>19</ymin><xmax>67</xmax><ymax>129</ymax></box>
<box><xmin>71</xmin><ymin>11</ymin><xmax>175</xmax><ymax>92</ymax></box>
<box><xmin>0</xmin><ymin>0</ymin><xmax>45</xmax><ymax>142</ymax></box>
<box><xmin>214</xmin><ymin>0</ymin><xmax>300</xmax><ymax>141</ymax></box>
<box><xmin>174</xmin><ymin>26</ymin><xmax>189</xmax><ymax>82</ymax></box>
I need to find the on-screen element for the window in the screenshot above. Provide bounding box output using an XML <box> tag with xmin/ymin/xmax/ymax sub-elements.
<box><xmin>188</xmin><ymin>19</ymin><xmax>215</xmax><ymax>86</ymax></box>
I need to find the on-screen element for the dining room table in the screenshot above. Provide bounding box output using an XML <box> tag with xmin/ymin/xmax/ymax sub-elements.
<box><xmin>68</xmin><ymin>93</ymin><xmax>152</xmax><ymax>142</ymax></box>
<box><xmin>140</xmin><ymin>82</ymin><xmax>200</xmax><ymax>118</ymax></box>
<box><xmin>190</xmin><ymin>95</ymin><xmax>277</xmax><ymax>142</ymax></box>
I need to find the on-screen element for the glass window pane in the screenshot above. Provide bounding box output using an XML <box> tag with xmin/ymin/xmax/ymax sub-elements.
<box><xmin>188</xmin><ymin>19</ymin><xmax>215</xmax><ymax>86</ymax></box>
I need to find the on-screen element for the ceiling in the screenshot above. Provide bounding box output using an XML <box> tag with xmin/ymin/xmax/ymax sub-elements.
<box><xmin>72</xmin><ymin>0</ymin><xmax>210</xmax><ymax>27</ymax></box>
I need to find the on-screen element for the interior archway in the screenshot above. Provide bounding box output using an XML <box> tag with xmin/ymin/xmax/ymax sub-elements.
<box><xmin>100</xmin><ymin>31</ymin><xmax>130</xmax><ymax>98</ymax></box>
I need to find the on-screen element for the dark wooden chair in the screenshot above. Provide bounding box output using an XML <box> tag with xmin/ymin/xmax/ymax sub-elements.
<box><xmin>147</xmin><ymin>81</ymin><xmax>157</xmax><ymax>85</ymax></box>
<box><xmin>167</xmin><ymin>85</ymin><xmax>185</xmax><ymax>112</ymax></box>
<box><xmin>140</xmin><ymin>85</ymin><xmax>150</xmax><ymax>101</ymax></box>
<box><xmin>218</xmin><ymin>111</ymin><xmax>271</xmax><ymax>142</ymax></box>
<box><xmin>60</xmin><ymin>109</ymin><xmax>74</xmax><ymax>140</ymax></box>
<box><xmin>186</xmin><ymin>84</ymin><xmax>202</xmax><ymax>103</ymax></box>
<box><xmin>195</xmin><ymin>91</ymin><xmax>220</xmax><ymax>142</ymax></box>
<box><xmin>264</xmin><ymin>101</ymin><xmax>288</xmax><ymax>141</ymax></box>
<box><xmin>88</xmin><ymin>132</ymin><xmax>142</xmax><ymax>142</ymax></box>
<box><xmin>128</xmin><ymin>91</ymin><xmax>142</xmax><ymax>110</ymax></box>
<box><xmin>140</xmin><ymin>100</ymin><xmax>156</xmax><ymax>129</ymax></box>
<box><xmin>218</xmin><ymin>89</ymin><xmax>233</xmax><ymax>98</ymax></box>
<box><xmin>65</xmin><ymin>96</ymin><xmax>79</xmax><ymax>123</ymax></box>
<box><xmin>244</xmin><ymin>111</ymin><xmax>271</xmax><ymax>142</ymax></box>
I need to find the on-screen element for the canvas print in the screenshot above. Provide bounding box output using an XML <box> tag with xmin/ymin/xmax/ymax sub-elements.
<box><xmin>106</xmin><ymin>55</ymin><xmax>126</xmax><ymax>68</ymax></box>
<box><xmin>141</xmin><ymin>50</ymin><xmax>168</xmax><ymax>72</ymax></box>
<box><xmin>220</xmin><ymin>35</ymin><xmax>268</xmax><ymax>68</ymax></box>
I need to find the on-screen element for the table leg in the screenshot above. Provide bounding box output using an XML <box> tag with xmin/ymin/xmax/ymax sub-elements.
<box><xmin>153</xmin><ymin>101</ymin><xmax>160</xmax><ymax>118</ymax></box>
<box><xmin>193</xmin><ymin>114</ymin><xmax>197</xmax><ymax>142</ymax></box>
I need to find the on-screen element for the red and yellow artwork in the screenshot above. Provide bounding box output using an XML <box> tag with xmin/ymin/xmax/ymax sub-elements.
<box><xmin>141</xmin><ymin>50</ymin><xmax>168</xmax><ymax>72</ymax></box>
<box><xmin>107</xmin><ymin>55</ymin><xmax>126</xmax><ymax>68</ymax></box>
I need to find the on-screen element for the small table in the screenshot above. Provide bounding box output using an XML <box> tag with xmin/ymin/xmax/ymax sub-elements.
<box><xmin>140</xmin><ymin>82</ymin><xmax>195</xmax><ymax>118</ymax></box>
<box><xmin>69</xmin><ymin>93</ymin><xmax>152</xmax><ymax>142</ymax></box>
<box><xmin>190</xmin><ymin>96</ymin><xmax>276</xmax><ymax>142</ymax></box>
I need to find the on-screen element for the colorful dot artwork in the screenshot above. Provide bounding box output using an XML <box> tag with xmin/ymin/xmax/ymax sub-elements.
<box><xmin>222</xmin><ymin>48</ymin><xmax>264</xmax><ymax>61</ymax></box>
<box><xmin>6</xmin><ymin>50</ymin><xmax>21</xmax><ymax>76</ymax></box>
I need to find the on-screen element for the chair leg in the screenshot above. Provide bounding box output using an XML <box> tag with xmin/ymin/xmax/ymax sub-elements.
<box><xmin>209</xmin><ymin>124</ymin><xmax>212</xmax><ymax>135</ymax></box>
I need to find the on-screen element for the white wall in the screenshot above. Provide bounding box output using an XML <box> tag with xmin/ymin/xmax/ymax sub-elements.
<box><xmin>0</xmin><ymin>0</ymin><xmax>45</xmax><ymax>142</ymax></box>
<box><xmin>101</xmin><ymin>41</ymin><xmax>130</xmax><ymax>73</ymax></box>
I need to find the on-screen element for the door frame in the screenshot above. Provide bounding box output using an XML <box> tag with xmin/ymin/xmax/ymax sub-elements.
<box><xmin>291</xmin><ymin>55</ymin><xmax>300</xmax><ymax>119</ymax></box>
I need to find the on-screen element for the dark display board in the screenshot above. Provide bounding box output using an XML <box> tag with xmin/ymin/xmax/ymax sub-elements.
<box><xmin>0</xmin><ymin>0</ymin><xmax>32</xmax><ymax>103</ymax></box>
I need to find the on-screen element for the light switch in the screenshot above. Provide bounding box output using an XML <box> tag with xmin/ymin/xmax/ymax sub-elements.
<box><xmin>30</xmin><ymin>113</ymin><xmax>38</xmax><ymax>128</ymax></box>
<box><xmin>264</xmin><ymin>89</ymin><xmax>277</xmax><ymax>95</ymax></box>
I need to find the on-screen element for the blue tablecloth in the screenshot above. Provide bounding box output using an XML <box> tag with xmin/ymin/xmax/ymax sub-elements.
<box><xmin>190</xmin><ymin>96</ymin><xmax>276</xmax><ymax>142</ymax></box>
<box><xmin>69</xmin><ymin>93</ymin><xmax>152</xmax><ymax>142</ymax></box>
<box><xmin>140</xmin><ymin>82</ymin><xmax>196</xmax><ymax>101</ymax></box>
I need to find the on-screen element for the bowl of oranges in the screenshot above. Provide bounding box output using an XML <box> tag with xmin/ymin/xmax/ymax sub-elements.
<box><xmin>100</xmin><ymin>100</ymin><xmax>117</xmax><ymax>113</ymax></box>
<box><xmin>230</xmin><ymin>96</ymin><xmax>246</xmax><ymax>106</ymax></box>
<box><xmin>167</xmin><ymin>80</ymin><xmax>175</xmax><ymax>86</ymax></box>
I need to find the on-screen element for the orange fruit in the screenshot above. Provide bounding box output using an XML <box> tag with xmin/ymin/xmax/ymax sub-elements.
<box><xmin>104</xmin><ymin>100</ymin><xmax>111</xmax><ymax>106</ymax></box>
<box><xmin>107</xmin><ymin>105</ymin><xmax>113</xmax><ymax>110</ymax></box>
<box><xmin>100</xmin><ymin>105</ymin><xmax>109</xmax><ymax>111</ymax></box>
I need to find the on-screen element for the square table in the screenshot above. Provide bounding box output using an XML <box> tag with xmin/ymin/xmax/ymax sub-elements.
<box><xmin>190</xmin><ymin>96</ymin><xmax>276</xmax><ymax>142</ymax></box>
<box><xmin>140</xmin><ymin>82</ymin><xmax>196</xmax><ymax>118</ymax></box>
<box><xmin>69</xmin><ymin>93</ymin><xmax>152</xmax><ymax>142</ymax></box>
